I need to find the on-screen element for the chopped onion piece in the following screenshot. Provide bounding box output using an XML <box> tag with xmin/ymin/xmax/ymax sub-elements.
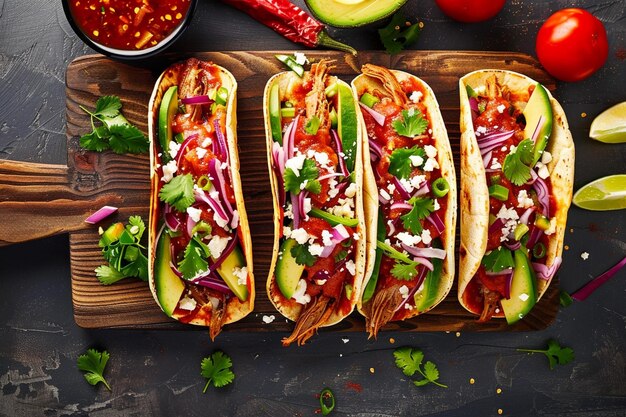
<box><xmin>571</xmin><ymin>256</ymin><xmax>626</xmax><ymax>301</ymax></box>
<box><xmin>85</xmin><ymin>206</ymin><xmax>118</xmax><ymax>224</ymax></box>
<box><xmin>331</xmin><ymin>129</ymin><xmax>348</xmax><ymax>176</ymax></box>
<box><xmin>426</xmin><ymin>212</ymin><xmax>445</xmax><ymax>236</ymax></box>
<box><xmin>401</xmin><ymin>244</ymin><xmax>447</xmax><ymax>260</ymax></box>
<box><xmin>390</xmin><ymin>202</ymin><xmax>413</xmax><ymax>211</ymax></box>
<box><xmin>181</xmin><ymin>95</ymin><xmax>213</xmax><ymax>105</ymax></box>
<box><xmin>359</xmin><ymin>102</ymin><xmax>385</xmax><ymax>126</ymax></box>
<box><xmin>532</xmin><ymin>256</ymin><xmax>562</xmax><ymax>281</ymax></box>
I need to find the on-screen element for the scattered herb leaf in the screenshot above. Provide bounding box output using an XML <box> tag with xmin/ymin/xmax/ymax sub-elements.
<box><xmin>159</xmin><ymin>174</ymin><xmax>195</xmax><ymax>212</ymax></box>
<box><xmin>376</xmin><ymin>240</ymin><xmax>419</xmax><ymax>281</ymax></box>
<box><xmin>77</xmin><ymin>349</ymin><xmax>111</xmax><ymax>390</ymax></box>
<box><xmin>393</xmin><ymin>346</ymin><xmax>447</xmax><ymax>388</ymax></box>
<box><xmin>401</xmin><ymin>197</ymin><xmax>434</xmax><ymax>235</ymax></box>
<box><xmin>388</xmin><ymin>146</ymin><xmax>426</xmax><ymax>179</ymax></box>
<box><xmin>379</xmin><ymin>13</ymin><xmax>423</xmax><ymax>55</ymax></box>
<box><xmin>517</xmin><ymin>339</ymin><xmax>575</xmax><ymax>370</ymax></box>
<box><xmin>503</xmin><ymin>138</ymin><xmax>534</xmax><ymax>186</ymax></box>
<box><xmin>96</xmin><ymin>216</ymin><xmax>148</xmax><ymax>285</ymax></box>
<box><xmin>201</xmin><ymin>351</ymin><xmax>235</xmax><ymax>392</ymax></box>
<box><xmin>178</xmin><ymin>236</ymin><xmax>211</xmax><ymax>280</ymax></box>
<box><xmin>291</xmin><ymin>242</ymin><xmax>316</xmax><ymax>267</ymax></box>
<box><xmin>284</xmin><ymin>159</ymin><xmax>320</xmax><ymax>195</ymax></box>
<box><xmin>392</xmin><ymin>109</ymin><xmax>428</xmax><ymax>138</ymax></box>
<box><xmin>79</xmin><ymin>95</ymin><xmax>148</xmax><ymax>154</ymax></box>
<box><xmin>482</xmin><ymin>247</ymin><xmax>515</xmax><ymax>273</ymax></box>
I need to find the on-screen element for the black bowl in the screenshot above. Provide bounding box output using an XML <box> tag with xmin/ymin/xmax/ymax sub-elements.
<box><xmin>62</xmin><ymin>0</ymin><xmax>198</xmax><ymax>60</ymax></box>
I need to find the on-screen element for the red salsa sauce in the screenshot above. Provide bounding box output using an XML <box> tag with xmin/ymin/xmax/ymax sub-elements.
<box><xmin>69</xmin><ymin>0</ymin><xmax>192</xmax><ymax>50</ymax></box>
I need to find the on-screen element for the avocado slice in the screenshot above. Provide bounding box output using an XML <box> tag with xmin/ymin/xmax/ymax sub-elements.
<box><xmin>154</xmin><ymin>231</ymin><xmax>185</xmax><ymax>317</ymax></box>
<box><xmin>362</xmin><ymin>210</ymin><xmax>386</xmax><ymax>303</ymax></box>
<box><xmin>336</xmin><ymin>81</ymin><xmax>358</xmax><ymax>173</ymax></box>
<box><xmin>413</xmin><ymin>245</ymin><xmax>443</xmax><ymax>312</ymax></box>
<box><xmin>158</xmin><ymin>86</ymin><xmax>179</xmax><ymax>159</ymax></box>
<box><xmin>500</xmin><ymin>249</ymin><xmax>537</xmax><ymax>324</ymax></box>
<box><xmin>215</xmin><ymin>246</ymin><xmax>249</xmax><ymax>302</ymax></box>
<box><xmin>275</xmin><ymin>238</ymin><xmax>305</xmax><ymax>299</ymax></box>
<box><xmin>269</xmin><ymin>83</ymin><xmax>282</xmax><ymax>144</ymax></box>
<box><xmin>523</xmin><ymin>83</ymin><xmax>553</xmax><ymax>166</ymax></box>
<box><xmin>305</xmin><ymin>0</ymin><xmax>407</xmax><ymax>27</ymax></box>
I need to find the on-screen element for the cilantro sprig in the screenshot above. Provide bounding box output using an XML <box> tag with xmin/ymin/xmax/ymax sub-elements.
<box><xmin>388</xmin><ymin>146</ymin><xmax>426</xmax><ymax>179</ymax></box>
<box><xmin>95</xmin><ymin>216</ymin><xmax>148</xmax><ymax>285</ymax></box>
<box><xmin>482</xmin><ymin>247</ymin><xmax>515</xmax><ymax>273</ymax></box>
<box><xmin>159</xmin><ymin>173</ymin><xmax>195</xmax><ymax>212</ymax></box>
<box><xmin>517</xmin><ymin>339</ymin><xmax>574</xmax><ymax>370</ymax></box>
<box><xmin>79</xmin><ymin>95</ymin><xmax>149</xmax><ymax>154</ymax></box>
<box><xmin>291</xmin><ymin>242</ymin><xmax>316</xmax><ymax>267</ymax></box>
<box><xmin>284</xmin><ymin>159</ymin><xmax>321</xmax><ymax>195</ymax></box>
<box><xmin>379</xmin><ymin>12</ymin><xmax>423</xmax><ymax>55</ymax></box>
<box><xmin>392</xmin><ymin>109</ymin><xmax>428</xmax><ymax>138</ymax></box>
<box><xmin>394</xmin><ymin>346</ymin><xmax>447</xmax><ymax>388</ymax></box>
<box><xmin>201</xmin><ymin>351</ymin><xmax>235</xmax><ymax>392</ymax></box>
<box><xmin>400</xmin><ymin>197</ymin><xmax>434</xmax><ymax>235</ymax></box>
<box><xmin>77</xmin><ymin>349</ymin><xmax>111</xmax><ymax>390</ymax></box>
<box><xmin>503</xmin><ymin>138</ymin><xmax>534</xmax><ymax>186</ymax></box>
<box><xmin>178</xmin><ymin>236</ymin><xmax>211</xmax><ymax>280</ymax></box>
<box><xmin>376</xmin><ymin>240</ymin><xmax>419</xmax><ymax>281</ymax></box>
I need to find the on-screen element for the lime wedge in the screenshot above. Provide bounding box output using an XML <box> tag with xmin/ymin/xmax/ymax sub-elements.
<box><xmin>590</xmin><ymin>102</ymin><xmax>626</xmax><ymax>144</ymax></box>
<box><xmin>573</xmin><ymin>174</ymin><xmax>626</xmax><ymax>211</ymax></box>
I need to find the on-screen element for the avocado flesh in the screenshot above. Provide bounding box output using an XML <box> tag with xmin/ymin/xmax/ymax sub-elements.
<box><xmin>269</xmin><ymin>83</ymin><xmax>282</xmax><ymax>144</ymax></box>
<box><xmin>215</xmin><ymin>246</ymin><xmax>249</xmax><ymax>302</ymax></box>
<box><xmin>523</xmin><ymin>84</ymin><xmax>553</xmax><ymax>166</ymax></box>
<box><xmin>305</xmin><ymin>0</ymin><xmax>407</xmax><ymax>27</ymax></box>
<box><xmin>336</xmin><ymin>81</ymin><xmax>358</xmax><ymax>172</ymax></box>
<box><xmin>154</xmin><ymin>231</ymin><xmax>185</xmax><ymax>317</ymax></box>
<box><xmin>275</xmin><ymin>238</ymin><xmax>305</xmax><ymax>299</ymax></box>
<box><xmin>501</xmin><ymin>249</ymin><xmax>537</xmax><ymax>324</ymax></box>
<box><xmin>414</xmin><ymin>248</ymin><xmax>443</xmax><ymax>312</ymax></box>
<box><xmin>158</xmin><ymin>86</ymin><xmax>179</xmax><ymax>159</ymax></box>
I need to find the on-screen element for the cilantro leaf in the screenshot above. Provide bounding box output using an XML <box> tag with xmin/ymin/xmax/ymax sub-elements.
<box><xmin>78</xmin><ymin>95</ymin><xmax>148</xmax><ymax>154</ymax></box>
<box><xmin>391</xmin><ymin>261</ymin><xmax>420</xmax><ymax>281</ymax></box>
<box><xmin>178</xmin><ymin>237</ymin><xmax>210</xmax><ymax>280</ymax></box>
<box><xmin>201</xmin><ymin>351</ymin><xmax>235</xmax><ymax>392</ymax></box>
<box><xmin>121</xmin><ymin>250</ymin><xmax>149</xmax><ymax>281</ymax></box>
<box><xmin>95</xmin><ymin>265</ymin><xmax>126</xmax><ymax>285</ymax></box>
<box><xmin>96</xmin><ymin>216</ymin><xmax>149</xmax><ymax>284</ymax></box>
<box><xmin>518</xmin><ymin>339</ymin><xmax>575</xmax><ymax>370</ymax></box>
<box><xmin>503</xmin><ymin>139</ymin><xmax>534</xmax><ymax>186</ymax></box>
<box><xmin>388</xmin><ymin>146</ymin><xmax>426</xmax><ymax>179</ymax></box>
<box><xmin>291</xmin><ymin>242</ymin><xmax>317</xmax><ymax>267</ymax></box>
<box><xmin>379</xmin><ymin>13</ymin><xmax>423</xmax><ymax>55</ymax></box>
<box><xmin>304</xmin><ymin>179</ymin><xmax>321</xmax><ymax>194</ymax></box>
<box><xmin>284</xmin><ymin>159</ymin><xmax>319</xmax><ymax>195</ymax></box>
<box><xmin>400</xmin><ymin>197</ymin><xmax>434</xmax><ymax>235</ymax></box>
<box><xmin>392</xmin><ymin>109</ymin><xmax>428</xmax><ymax>138</ymax></box>
<box><xmin>393</xmin><ymin>347</ymin><xmax>447</xmax><ymax>388</ymax></box>
<box><xmin>482</xmin><ymin>247</ymin><xmax>515</xmax><ymax>273</ymax></box>
<box><xmin>159</xmin><ymin>174</ymin><xmax>195</xmax><ymax>212</ymax></box>
<box><xmin>77</xmin><ymin>349</ymin><xmax>111</xmax><ymax>390</ymax></box>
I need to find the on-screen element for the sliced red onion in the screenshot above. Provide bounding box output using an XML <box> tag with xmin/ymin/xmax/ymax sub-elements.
<box><xmin>400</xmin><ymin>244</ymin><xmax>435</xmax><ymax>271</ymax></box>
<box><xmin>532</xmin><ymin>175</ymin><xmax>550</xmax><ymax>217</ymax></box>
<box><xmin>291</xmin><ymin>192</ymin><xmax>301</xmax><ymax>229</ymax></box>
<box><xmin>532</xmin><ymin>256</ymin><xmax>562</xmax><ymax>281</ymax></box>
<box><xmin>194</xmin><ymin>189</ymin><xmax>229</xmax><ymax>224</ymax></box>
<box><xmin>332</xmin><ymin>224</ymin><xmax>351</xmax><ymax>240</ymax></box>
<box><xmin>527</xmin><ymin>169</ymin><xmax>538</xmax><ymax>185</ymax></box>
<box><xmin>504</xmin><ymin>240</ymin><xmax>521</xmax><ymax>251</ymax></box>
<box><xmin>378</xmin><ymin>191</ymin><xmax>390</xmax><ymax>205</ymax></box>
<box><xmin>489</xmin><ymin>218</ymin><xmax>504</xmax><ymax>236</ymax></box>
<box><xmin>530</xmin><ymin>115</ymin><xmax>545</xmax><ymax>144</ymax></box>
<box><xmin>320</xmin><ymin>243</ymin><xmax>337</xmax><ymax>258</ymax></box>
<box><xmin>393</xmin><ymin>176</ymin><xmax>411</xmax><ymax>200</ymax></box>
<box><xmin>426</xmin><ymin>212</ymin><xmax>445</xmax><ymax>236</ymax></box>
<box><xmin>478</xmin><ymin>131</ymin><xmax>515</xmax><ymax>156</ymax></box>
<box><xmin>387</xmin><ymin>219</ymin><xmax>396</xmax><ymax>236</ymax></box>
<box><xmin>272</xmin><ymin>143</ymin><xmax>286</xmax><ymax>205</ymax></box>
<box><xmin>230</xmin><ymin>209</ymin><xmax>239</xmax><ymax>230</ymax></box>
<box><xmin>213</xmin><ymin>118</ymin><xmax>229</xmax><ymax>163</ymax></box>
<box><xmin>527</xmin><ymin>226</ymin><xmax>543</xmax><ymax>248</ymax></box>
<box><xmin>412</xmin><ymin>181</ymin><xmax>430</xmax><ymax>198</ymax></box>
<box><xmin>369</xmin><ymin>137</ymin><xmax>383</xmax><ymax>161</ymax></box>
<box><xmin>503</xmin><ymin>270</ymin><xmax>513</xmax><ymax>299</ymax></box>
<box><xmin>175</xmin><ymin>133</ymin><xmax>198</xmax><ymax>168</ymax></box>
<box><xmin>359</xmin><ymin>102</ymin><xmax>385</xmax><ymax>126</ymax></box>
<box><xmin>209</xmin><ymin>158</ymin><xmax>234</xmax><ymax>217</ymax></box>
<box><xmin>298</xmin><ymin>191</ymin><xmax>308</xmax><ymax>220</ymax></box>
<box><xmin>483</xmin><ymin>150</ymin><xmax>492</xmax><ymax>169</ymax></box>
<box><xmin>469</xmin><ymin>97</ymin><xmax>479</xmax><ymax>112</ymax></box>
<box><xmin>572</xmin><ymin>256</ymin><xmax>626</xmax><ymax>301</ymax></box>
<box><xmin>186</xmin><ymin>213</ymin><xmax>197</xmax><ymax>238</ymax></box>
<box><xmin>402</xmin><ymin>245</ymin><xmax>447</xmax><ymax>260</ymax></box>
<box><xmin>394</xmin><ymin>266</ymin><xmax>429</xmax><ymax>312</ymax></box>
<box><xmin>85</xmin><ymin>206</ymin><xmax>118</xmax><ymax>224</ymax></box>
<box><xmin>163</xmin><ymin>204</ymin><xmax>181</xmax><ymax>232</ymax></box>
<box><xmin>318</xmin><ymin>172</ymin><xmax>344</xmax><ymax>182</ymax></box>
<box><xmin>519</xmin><ymin>207</ymin><xmax>536</xmax><ymax>225</ymax></box>
<box><xmin>181</xmin><ymin>95</ymin><xmax>213</xmax><ymax>105</ymax></box>
<box><xmin>194</xmin><ymin>276</ymin><xmax>234</xmax><ymax>295</ymax></box>
<box><xmin>331</xmin><ymin>129</ymin><xmax>349</xmax><ymax>176</ymax></box>
<box><xmin>390</xmin><ymin>202</ymin><xmax>413</xmax><ymax>211</ymax></box>
<box><xmin>284</xmin><ymin>116</ymin><xmax>299</xmax><ymax>159</ymax></box>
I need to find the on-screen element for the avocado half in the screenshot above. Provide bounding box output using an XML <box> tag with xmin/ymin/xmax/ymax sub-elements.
<box><xmin>305</xmin><ymin>0</ymin><xmax>407</xmax><ymax>27</ymax></box>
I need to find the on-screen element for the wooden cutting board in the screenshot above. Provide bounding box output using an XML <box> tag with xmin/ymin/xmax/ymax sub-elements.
<box><xmin>0</xmin><ymin>51</ymin><xmax>559</xmax><ymax>331</ymax></box>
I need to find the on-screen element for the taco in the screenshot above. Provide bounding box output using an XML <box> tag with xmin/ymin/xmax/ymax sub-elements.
<box><xmin>264</xmin><ymin>59</ymin><xmax>366</xmax><ymax>346</ymax></box>
<box><xmin>147</xmin><ymin>58</ymin><xmax>254</xmax><ymax>339</ymax></box>
<box><xmin>458</xmin><ymin>69</ymin><xmax>574</xmax><ymax>324</ymax></box>
<box><xmin>352</xmin><ymin>64</ymin><xmax>456</xmax><ymax>338</ymax></box>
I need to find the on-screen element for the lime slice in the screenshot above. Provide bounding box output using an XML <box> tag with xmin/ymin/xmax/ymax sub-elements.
<box><xmin>573</xmin><ymin>174</ymin><xmax>626</xmax><ymax>211</ymax></box>
<box><xmin>590</xmin><ymin>102</ymin><xmax>626</xmax><ymax>144</ymax></box>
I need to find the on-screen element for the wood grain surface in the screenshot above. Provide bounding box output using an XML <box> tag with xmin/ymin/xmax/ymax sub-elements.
<box><xmin>59</xmin><ymin>50</ymin><xmax>559</xmax><ymax>331</ymax></box>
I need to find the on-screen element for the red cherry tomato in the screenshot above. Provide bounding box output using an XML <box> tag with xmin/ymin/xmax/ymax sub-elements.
<box><xmin>435</xmin><ymin>0</ymin><xmax>506</xmax><ymax>23</ymax></box>
<box><xmin>536</xmin><ymin>8</ymin><xmax>608</xmax><ymax>82</ymax></box>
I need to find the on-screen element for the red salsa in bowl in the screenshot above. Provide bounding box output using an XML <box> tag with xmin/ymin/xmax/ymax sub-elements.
<box><xmin>63</xmin><ymin>0</ymin><xmax>196</xmax><ymax>59</ymax></box>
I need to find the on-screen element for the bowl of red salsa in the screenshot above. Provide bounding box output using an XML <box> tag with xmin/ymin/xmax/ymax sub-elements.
<box><xmin>63</xmin><ymin>0</ymin><xmax>197</xmax><ymax>60</ymax></box>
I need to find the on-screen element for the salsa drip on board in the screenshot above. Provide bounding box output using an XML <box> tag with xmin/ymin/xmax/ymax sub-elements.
<box><xmin>69</xmin><ymin>0</ymin><xmax>192</xmax><ymax>50</ymax></box>
<box><xmin>268</xmin><ymin>59</ymin><xmax>362</xmax><ymax>346</ymax></box>
<box><xmin>357</xmin><ymin>65</ymin><xmax>453</xmax><ymax>338</ymax></box>
<box><xmin>152</xmin><ymin>59</ymin><xmax>251</xmax><ymax>340</ymax></box>
<box><xmin>464</xmin><ymin>75</ymin><xmax>560</xmax><ymax>323</ymax></box>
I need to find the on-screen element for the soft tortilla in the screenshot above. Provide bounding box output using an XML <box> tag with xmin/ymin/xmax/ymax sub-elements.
<box><xmin>458</xmin><ymin>69</ymin><xmax>575</xmax><ymax>315</ymax></box>
<box><xmin>352</xmin><ymin>67</ymin><xmax>457</xmax><ymax>320</ymax></box>
<box><xmin>147</xmin><ymin>59</ymin><xmax>255</xmax><ymax>326</ymax></box>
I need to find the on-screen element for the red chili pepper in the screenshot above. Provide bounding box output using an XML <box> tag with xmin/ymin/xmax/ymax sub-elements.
<box><xmin>220</xmin><ymin>0</ymin><xmax>356</xmax><ymax>55</ymax></box>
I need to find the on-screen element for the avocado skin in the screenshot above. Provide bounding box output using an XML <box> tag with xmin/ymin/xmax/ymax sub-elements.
<box><xmin>501</xmin><ymin>249</ymin><xmax>537</xmax><ymax>324</ymax></box>
<box><xmin>305</xmin><ymin>0</ymin><xmax>407</xmax><ymax>28</ymax></box>
<box><xmin>275</xmin><ymin>238</ymin><xmax>305</xmax><ymax>299</ymax></box>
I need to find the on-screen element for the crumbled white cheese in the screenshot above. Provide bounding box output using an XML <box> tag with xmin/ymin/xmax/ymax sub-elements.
<box><xmin>396</xmin><ymin>232</ymin><xmax>422</xmax><ymax>247</ymax></box>
<box><xmin>162</xmin><ymin>160</ymin><xmax>178</xmax><ymax>183</ymax></box>
<box><xmin>196</xmin><ymin>147</ymin><xmax>207</xmax><ymax>159</ymax></box>
<box><xmin>342</xmin><ymin>338</ymin><xmax>350</xmax><ymax>344</ymax></box>
<box><xmin>233</xmin><ymin>266</ymin><xmax>248</xmax><ymax>286</ymax></box>
<box><xmin>544</xmin><ymin>217</ymin><xmax>557</xmax><ymax>236</ymax></box>
<box><xmin>423</xmin><ymin>157</ymin><xmax>440</xmax><ymax>172</ymax></box>
<box><xmin>409</xmin><ymin>91</ymin><xmax>423</xmax><ymax>103</ymax></box>
<box><xmin>410</xmin><ymin>175</ymin><xmax>426</xmax><ymax>189</ymax></box>
<box><xmin>201</xmin><ymin>137</ymin><xmax>212</xmax><ymax>148</ymax></box>
<box><xmin>516</xmin><ymin>189</ymin><xmax>534</xmax><ymax>209</ymax></box>
<box><xmin>409</xmin><ymin>154</ymin><xmax>424</xmax><ymax>166</ymax></box>
<box><xmin>322</xmin><ymin>229</ymin><xmax>333</xmax><ymax>247</ymax></box>
<box><xmin>404</xmin><ymin>303</ymin><xmax>414</xmax><ymax>310</ymax></box>
<box><xmin>379</xmin><ymin>188</ymin><xmax>391</xmax><ymax>201</ymax></box>
<box><xmin>300</xmin><ymin>179</ymin><xmax>308</xmax><ymax>190</ymax></box>
<box><xmin>208</xmin><ymin>235</ymin><xmax>230</xmax><ymax>259</ymax></box>
<box><xmin>421</xmin><ymin>229</ymin><xmax>432</xmax><ymax>246</ymax></box>
<box><xmin>290</xmin><ymin>228</ymin><xmax>310</xmax><ymax>245</ymax></box>
<box><xmin>345</xmin><ymin>260</ymin><xmax>356</xmax><ymax>276</ymax></box>
<box><xmin>345</xmin><ymin>182</ymin><xmax>357</xmax><ymax>198</ymax></box>
<box><xmin>331</xmin><ymin>198</ymin><xmax>355</xmax><ymax>218</ymax></box>
<box><xmin>303</xmin><ymin>197</ymin><xmax>312</xmax><ymax>215</ymax></box>
<box><xmin>186</xmin><ymin>206</ymin><xmax>202</xmax><ymax>223</ymax></box>
<box><xmin>284</xmin><ymin>204</ymin><xmax>293</xmax><ymax>220</ymax></box>
<box><xmin>285</xmin><ymin>154</ymin><xmax>306</xmax><ymax>176</ymax></box>
<box><xmin>490</xmin><ymin>161</ymin><xmax>502</xmax><ymax>170</ymax></box>
<box><xmin>424</xmin><ymin>145</ymin><xmax>438</xmax><ymax>158</ymax></box>
<box><xmin>213</xmin><ymin>212</ymin><xmax>229</xmax><ymax>229</ymax></box>
<box><xmin>315</xmin><ymin>279</ymin><xmax>327</xmax><ymax>286</ymax></box>
<box><xmin>399</xmin><ymin>177</ymin><xmax>415</xmax><ymax>193</ymax></box>
<box><xmin>328</xmin><ymin>178</ymin><xmax>339</xmax><ymax>198</ymax></box>
<box><xmin>308</xmin><ymin>243</ymin><xmax>324</xmax><ymax>256</ymax></box>
<box><xmin>433</xmin><ymin>199</ymin><xmax>440</xmax><ymax>211</ymax></box>
<box><xmin>262</xmin><ymin>315</ymin><xmax>275</xmax><ymax>324</ymax></box>
<box><xmin>293</xmin><ymin>52</ymin><xmax>308</xmax><ymax>65</ymax></box>
<box><xmin>541</xmin><ymin>150</ymin><xmax>553</xmax><ymax>164</ymax></box>
<box><xmin>293</xmin><ymin>279</ymin><xmax>311</xmax><ymax>305</ymax></box>
<box><xmin>518</xmin><ymin>293</ymin><xmax>529</xmax><ymax>302</ymax></box>
<box><xmin>537</xmin><ymin>164</ymin><xmax>550</xmax><ymax>179</ymax></box>
<box><xmin>168</xmin><ymin>140</ymin><xmax>181</xmax><ymax>159</ymax></box>
<box><xmin>497</xmin><ymin>104</ymin><xmax>506</xmax><ymax>114</ymax></box>
<box><xmin>581</xmin><ymin>252</ymin><xmax>590</xmax><ymax>260</ymax></box>
<box><xmin>501</xmin><ymin>145</ymin><xmax>508</xmax><ymax>152</ymax></box>
<box><xmin>509</xmin><ymin>145</ymin><xmax>517</xmax><ymax>153</ymax></box>
<box><xmin>313</xmin><ymin>151</ymin><xmax>330</xmax><ymax>167</ymax></box>
<box><xmin>353</xmin><ymin>233</ymin><xmax>360</xmax><ymax>241</ymax></box>
<box><xmin>496</xmin><ymin>205</ymin><xmax>520</xmax><ymax>242</ymax></box>
<box><xmin>283</xmin><ymin>225</ymin><xmax>292</xmax><ymax>237</ymax></box>
<box><xmin>387</xmin><ymin>183</ymin><xmax>396</xmax><ymax>194</ymax></box>
<box><xmin>476</xmin><ymin>126</ymin><xmax>487</xmax><ymax>136</ymax></box>
<box><xmin>399</xmin><ymin>285</ymin><xmax>409</xmax><ymax>298</ymax></box>
<box><xmin>179</xmin><ymin>297</ymin><xmax>197</xmax><ymax>311</ymax></box>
